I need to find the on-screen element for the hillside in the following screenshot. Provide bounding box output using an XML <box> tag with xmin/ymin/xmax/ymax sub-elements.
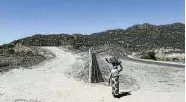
<box><xmin>3</xmin><ymin>22</ymin><xmax>184</xmax><ymax>52</ymax></box>
<box><xmin>0</xmin><ymin>23</ymin><xmax>184</xmax><ymax>72</ymax></box>
<box><xmin>91</xmin><ymin>23</ymin><xmax>185</xmax><ymax>52</ymax></box>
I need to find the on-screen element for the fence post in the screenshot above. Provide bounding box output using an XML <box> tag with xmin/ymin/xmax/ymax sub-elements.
<box><xmin>89</xmin><ymin>47</ymin><xmax>93</xmax><ymax>83</ymax></box>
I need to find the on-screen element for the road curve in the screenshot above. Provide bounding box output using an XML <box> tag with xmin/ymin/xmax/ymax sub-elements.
<box><xmin>121</xmin><ymin>56</ymin><xmax>185</xmax><ymax>68</ymax></box>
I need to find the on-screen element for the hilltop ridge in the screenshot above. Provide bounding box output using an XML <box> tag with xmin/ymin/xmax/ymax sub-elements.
<box><xmin>2</xmin><ymin>22</ymin><xmax>183</xmax><ymax>52</ymax></box>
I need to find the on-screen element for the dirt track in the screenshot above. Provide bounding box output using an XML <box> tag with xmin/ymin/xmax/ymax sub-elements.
<box><xmin>122</xmin><ymin>55</ymin><xmax>185</xmax><ymax>68</ymax></box>
<box><xmin>0</xmin><ymin>47</ymin><xmax>184</xmax><ymax>102</ymax></box>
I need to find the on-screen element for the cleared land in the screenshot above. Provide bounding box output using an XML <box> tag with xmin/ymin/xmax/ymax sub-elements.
<box><xmin>0</xmin><ymin>47</ymin><xmax>184</xmax><ymax>102</ymax></box>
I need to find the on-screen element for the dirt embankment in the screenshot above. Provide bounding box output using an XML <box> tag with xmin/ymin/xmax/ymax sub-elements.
<box><xmin>0</xmin><ymin>45</ymin><xmax>55</xmax><ymax>74</ymax></box>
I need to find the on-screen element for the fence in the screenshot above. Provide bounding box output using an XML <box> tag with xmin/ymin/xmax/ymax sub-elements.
<box><xmin>88</xmin><ymin>47</ymin><xmax>109</xmax><ymax>83</ymax></box>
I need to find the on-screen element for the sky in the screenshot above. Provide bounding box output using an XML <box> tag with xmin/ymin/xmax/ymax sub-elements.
<box><xmin>0</xmin><ymin>0</ymin><xmax>185</xmax><ymax>44</ymax></box>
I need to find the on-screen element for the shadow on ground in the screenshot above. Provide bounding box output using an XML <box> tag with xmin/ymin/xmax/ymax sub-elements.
<box><xmin>114</xmin><ymin>91</ymin><xmax>131</xmax><ymax>98</ymax></box>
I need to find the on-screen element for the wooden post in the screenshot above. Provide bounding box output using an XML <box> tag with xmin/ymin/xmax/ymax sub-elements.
<box><xmin>89</xmin><ymin>47</ymin><xmax>93</xmax><ymax>83</ymax></box>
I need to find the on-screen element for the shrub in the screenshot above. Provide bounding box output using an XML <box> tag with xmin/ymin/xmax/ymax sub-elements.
<box><xmin>141</xmin><ymin>51</ymin><xmax>156</xmax><ymax>60</ymax></box>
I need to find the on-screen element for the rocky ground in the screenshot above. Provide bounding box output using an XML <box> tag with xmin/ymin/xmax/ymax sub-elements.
<box><xmin>0</xmin><ymin>47</ymin><xmax>185</xmax><ymax>102</ymax></box>
<box><xmin>65</xmin><ymin>47</ymin><xmax>185</xmax><ymax>92</ymax></box>
<box><xmin>0</xmin><ymin>46</ymin><xmax>55</xmax><ymax>74</ymax></box>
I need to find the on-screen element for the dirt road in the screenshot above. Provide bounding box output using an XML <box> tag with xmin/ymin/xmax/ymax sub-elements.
<box><xmin>122</xmin><ymin>56</ymin><xmax>185</xmax><ymax>68</ymax></box>
<box><xmin>0</xmin><ymin>47</ymin><xmax>184</xmax><ymax>102</ymax></box>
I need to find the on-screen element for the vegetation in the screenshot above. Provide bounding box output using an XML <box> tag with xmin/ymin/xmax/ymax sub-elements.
<box><xmin>141</xmin><ymin>51</ymin><xmax>156</xmax><ymax>60</ymax></box>
<box><xmin>2</xmin><ymin>22</ymin><xmax>183</xmax><ymax>52</ymax></box>
<box><xmin>0</xmin><ymin>45</ymin><xmax>54</xmax><ymax>73</ymax></box>
<box><xmin>0</xmin><ymin>22</ymin><xmax>184</xmax><ymax>72</ymax></box>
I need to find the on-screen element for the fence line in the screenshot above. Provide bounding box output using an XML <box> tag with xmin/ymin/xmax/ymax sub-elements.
<box><xmin>88</xmin><ymin>47</ymin><xmax>93</xmax><ymax>83</ymax></box>
<box><xmin>88</xmin><ymin>47</ymin><xmax>109</xmax><ymax>83</ymax></box>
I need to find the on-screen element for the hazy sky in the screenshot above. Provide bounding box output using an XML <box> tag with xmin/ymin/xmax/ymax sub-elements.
<box><xmin>0</xmin><ymin>0</ymin><xmax>185</xmax><ymax>44</ymax></box>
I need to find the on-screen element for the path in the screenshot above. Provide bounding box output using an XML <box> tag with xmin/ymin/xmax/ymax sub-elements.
<box><xmin>0</xmin><ymin>47</ymin><xmax>184</xmax><ymax>102</ymax></box>
<box><xmin>122</xmin><ymin>56</ymin><xmax>185</xmax><ymax>68</ymax></box>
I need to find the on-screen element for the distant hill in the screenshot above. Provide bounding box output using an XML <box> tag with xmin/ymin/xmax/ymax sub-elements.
<box><xmin>92</xmin><ymin>23</ymin><xmax>185</xmax><ymax>52</ymax></box>
<box><xmin>1</xmin><ymin>22</ymin><xmax>184</xmax><ymax>73</ymax></box>
<box><xmin>1</xmin><ymin>22</ymin><xmax>185</xmax><ymax>52</ymax></box>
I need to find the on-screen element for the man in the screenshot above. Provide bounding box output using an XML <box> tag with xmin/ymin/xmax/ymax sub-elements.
<box><xmin>105</xmin><ymin>57</ymin><xmax>123</xmax><ymax>98</ymax></box>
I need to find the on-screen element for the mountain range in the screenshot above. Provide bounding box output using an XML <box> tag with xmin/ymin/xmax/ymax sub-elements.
<box><xmin>1</xmin><ymin>22</ymin><xmax>185</xmax><ymax>52</ymax></box>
